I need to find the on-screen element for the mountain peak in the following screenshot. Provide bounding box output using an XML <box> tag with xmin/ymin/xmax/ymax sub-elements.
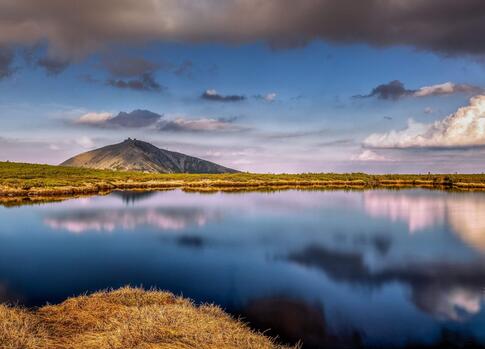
<box><xmin>61</xmin><ymin>139</ymin><xmax>238</xmax><ymax>174</ymax></box>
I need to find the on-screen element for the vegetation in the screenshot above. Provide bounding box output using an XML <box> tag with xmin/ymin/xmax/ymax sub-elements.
<box><xmin>0</xmin><ymin>287</ymin><xmax>294</xmax><ymax>349</ymax></box>
<box><xmin>2</xmin><ymin>161</ymin><xmax>485</xmax><ymax>200</ymax></box>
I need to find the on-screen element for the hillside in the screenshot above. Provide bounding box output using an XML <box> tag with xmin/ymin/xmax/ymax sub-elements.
<box><xmin>61</xmin><ymin>138</ymin><xmax>238</xmax><ymax>174</ymax></box>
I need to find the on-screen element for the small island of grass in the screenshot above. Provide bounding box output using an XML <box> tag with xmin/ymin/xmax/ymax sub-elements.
<box><xmin>0</xmin><ymin>287</ymin><xmax>294</xmax><ymax>349</ymax></box>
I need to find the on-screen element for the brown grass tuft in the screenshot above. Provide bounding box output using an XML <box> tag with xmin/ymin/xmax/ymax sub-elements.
<box><xmin>0</xmin><ymin>287</ymin><xmax>294</xmax><ymax>349</ymax></box>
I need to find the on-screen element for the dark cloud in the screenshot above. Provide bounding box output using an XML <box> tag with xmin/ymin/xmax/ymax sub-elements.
<box><xmin>1</xmin><ymin>1</ymin><xmax>485</xmax><ymax>58</ymax></box>
<box><xmin>101</xmin><ymin>57</ymin><xmax>159</xmax><ymax>78</ymax></box>
<box><xmin>158</xmin><ymin>116</ymin><xmax>244</xmax><ymax>133</ymax></box>
<box><xmin>100</xmin><ymin>56</ymin><xmax>170</xmax><ymax>91</ymax></box>
<box><xmin>356</xmin><ymin>80</ymin><xmax>484</xmax><ymax>101</ymax></box>
<box><xmin>355</xmin><ymin>80</ymin><xmax>415</xmax><ymax>100</ymax></box>
<box><xmin>0</xmin><ymin>46</ymin><xmax>15</xmax><ymax>80</ymax></box>
<box><xmin>107</xmin><ymin>109</ymin><xmax>162</xmax><ymax>127</ymax></box>
<box><xmin>106</xmin><ymin>73</ymin><xmax>163</xmax><ymax>92</ymax></box>
<box><xmin>201</xmin><ymin>89</ymin><xmax>246</xmax><ymax>102</ymax></box>
<box><xmin>37</xmin><ymin>57</ymin><xmax>70</xmax><ymax>76</ymax></box>
<box><xmin>75</xmin><ymin>109</ymin><xmax>163</xmax><ymax>128</ymax></box>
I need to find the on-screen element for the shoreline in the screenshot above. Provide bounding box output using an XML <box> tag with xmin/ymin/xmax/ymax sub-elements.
<box><xmin>3</xmin><ymin>161</ymin><xmax>485</xmax><ymax>205</ymax></box>
<box><xmin>2</xmin><ymin>178</ymin><xmax>485</xmax><ymax>197</ymax></box>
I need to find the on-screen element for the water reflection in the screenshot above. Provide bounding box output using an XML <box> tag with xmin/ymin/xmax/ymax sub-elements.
<box><xmin>364</xmin><ymin>190</ymin><xmax>485</xmax><ymax>252</ymax></box>
<box><xmin>44</xmin><ymin>207</ymin><xmax>217</xmax><ymax>233</ymax></box>
<box><xmin>288</xmin><ymin>245</ymin><xmax>485</xmax><ymax>321</ymax></box>
<box><xmin>1</xmin><ymin>189</ymin><xmax>485</xmax><ymax>348</ymax></box>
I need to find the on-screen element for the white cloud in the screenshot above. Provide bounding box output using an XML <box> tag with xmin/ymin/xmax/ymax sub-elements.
<box><xmin>413</xmin><ymin>82</ymin><xmax>482</xmax><ymax>97</ymax></box>
<box><xmin>364</xmin><ymin>95</ymin><xmax>485</xmax><ymax>148</ymax></box>
<box><xmin>76</xmin><ymin>136</ymin><xmax>95</xmax><ymax>149</ymax></box>
<box><xmin>205</xmin><ymin>89</ymin><xmax>218</xmax><ymax>96</ymax></box>
<box><xmin>263</xmin><ymin>93</ymin><xmax>277</xmax><ymax>102</ymax></box>
<box><xmin>75</xmin><ymin>112</ymin><xmax>113</xmax><ymax>124</ymax></box>
<box><xmin>351</xmin><ymin>150</ymin><xmax>388</xmax><ymax>161</ymax></box>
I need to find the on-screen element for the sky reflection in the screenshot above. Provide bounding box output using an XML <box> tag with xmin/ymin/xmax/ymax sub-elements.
<box><xmin>1</xmin><ymin>189</ymin><xmax>485</xmax><ymax>348</ymax></box>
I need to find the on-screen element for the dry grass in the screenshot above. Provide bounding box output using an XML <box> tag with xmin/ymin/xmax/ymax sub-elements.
<box><xmin>0</xmin><ymin>287</ymin><xmax>294</xmax><ymax>349</ymax></box>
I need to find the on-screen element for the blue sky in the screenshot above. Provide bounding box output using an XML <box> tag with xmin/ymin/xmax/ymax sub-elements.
<box><xmin>1</xmin><ymin>1</ymin><xmax>485</xmax><ymax>173</ymax></box>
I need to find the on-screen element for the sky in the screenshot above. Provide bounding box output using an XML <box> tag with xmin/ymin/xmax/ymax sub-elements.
<box><xmin>1</xmin><ymin>0</ymin><xmax>485</xmax><ymax>173</ymax></box>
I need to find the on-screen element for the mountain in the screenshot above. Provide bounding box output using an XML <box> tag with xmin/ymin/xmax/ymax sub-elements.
<box><xmin>60</xmin><ymin>138</ymin><xmax>238</xmax><ymax>174</ymax></box>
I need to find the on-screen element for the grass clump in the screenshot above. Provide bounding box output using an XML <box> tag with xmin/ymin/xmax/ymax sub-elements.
<box><xmin>0</xmin><ymin>287</ymin><xmax>294</xmax><ymax>349</ymax></box>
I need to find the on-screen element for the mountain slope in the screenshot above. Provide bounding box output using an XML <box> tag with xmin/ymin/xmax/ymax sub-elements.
<box><xmin>60</xmin><ymin>138</ymin><xmax>238</xmax><ymax>174</ymax></box>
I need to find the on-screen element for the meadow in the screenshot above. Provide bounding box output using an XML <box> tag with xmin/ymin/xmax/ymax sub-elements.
<box><xmin>1</xmin><ymin>161</ymin><xmax>485</xmax><ymax>199</ymax></box>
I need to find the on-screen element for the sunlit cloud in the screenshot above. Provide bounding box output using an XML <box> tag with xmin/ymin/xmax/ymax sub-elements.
<box><xmin>364</xmin><ymin>95</ymin><xmax>485</xmax><ymax>148</ymax></box>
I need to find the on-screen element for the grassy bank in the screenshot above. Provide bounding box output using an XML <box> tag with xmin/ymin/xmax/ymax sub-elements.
<box><xmin>0</xmin><ymin>287</ymin><xmax>293</xmax><ymax>349</ymax></box>
<box><xmin>2</xmin><ymin>161</ymin><xmax>485</xmax><ymax>199</ymax></box>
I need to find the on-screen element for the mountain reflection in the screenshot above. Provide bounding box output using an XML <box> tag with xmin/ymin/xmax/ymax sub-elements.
<box><xmin>364</xmin><ymin>191</ymin><xmax>485</xmax><ymax>252</ymax></box>
<box><xmin>243</xmin><ymin>297</ymin><xmax>331</xmax><ymax>348</ymax></box>
<box><xmin>288</xmin><ymin>245</ymin><xmax>485</xmax><ymax>321</ymax></box>
<box><xmin>112</xmin><ymin>191</ymin><xmax>158</xmax><ymax>205</ymax></box>
<box><xmin>44</xmin><ymin>208</ymin><xmax>217</xmax><ymax>233</ymax></box>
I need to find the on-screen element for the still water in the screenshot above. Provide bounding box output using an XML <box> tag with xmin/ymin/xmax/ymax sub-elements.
<box><xmin>1</xmin><ymin>189</ymin><xmax>485</xmax><ymax>348</ymax></box>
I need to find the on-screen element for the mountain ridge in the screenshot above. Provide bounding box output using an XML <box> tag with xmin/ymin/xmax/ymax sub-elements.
<box><xmin>60</xmin><ymin>138</ymin><xmax>238</xmax><ymax>174</ymax></box>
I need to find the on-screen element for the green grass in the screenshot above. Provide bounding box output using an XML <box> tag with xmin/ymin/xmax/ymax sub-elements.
<box><xmin>1</xmin><ymin>161</ymin><xmax>485</xmax><ymax>198</ymax></box>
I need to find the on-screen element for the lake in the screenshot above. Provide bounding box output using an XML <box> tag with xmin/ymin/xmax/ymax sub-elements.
<box><xmin>1</xmin><ymin>189</ymin><xmax>485</xmax><ymax>348</ymax></box>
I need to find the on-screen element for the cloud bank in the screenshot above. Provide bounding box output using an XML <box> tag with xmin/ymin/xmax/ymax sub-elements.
<box><xmin>74</xmin><ymin>109</ymin><xmax>244</xmax><ymax>133</ymax></box>
<box><xmin>364</xmin><ymin>95</ymin><xmax>485</xmax><ymax>148</ymax></box>
<box><xmin>1</xmin><ymin>0</ymin><xmax>485</xmax><ymax>58</ymax></box>
<box><xmin>357</xmin><ymin>81</ymin><xmax>483</xmax><ymax>100</ymax></box>
<box><xmin>75</xmin><ymin>110</ymin><xmax>162</xmax><ymax>128</ymax></box>
<box><xmin>158</xmin><ymin>117</ymin><xmax>243</xmax><ymax>133</ymax></box>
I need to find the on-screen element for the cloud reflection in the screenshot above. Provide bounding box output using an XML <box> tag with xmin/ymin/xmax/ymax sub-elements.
<box><xmin>288</xmin><ymin>245</ymin><xmax>485</xmax><ymax>321</ymax></box>
<box><xmin>363</xmin><ymin>191</ymin><xmax>446</xmax><ymax>233</ymax></box>
<box><xmin>44</xmin><ymin>208</ymin><xmax>217</xmax><ymax>234</ymax></box>
<box><xmin>363</xmin><ymin>191</ymin><xmax>485</xmax><ymax>252</ymax></box>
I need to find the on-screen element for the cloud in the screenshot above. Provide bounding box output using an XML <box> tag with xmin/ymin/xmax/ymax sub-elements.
<box><xmin>37</xmin><ymin>56</ymin><xmax>69</xmax><ymax>75</ymax></box>
<box><xmin>201</xmin><ymin>89</ymin><xmax>246</xmax><ymax>102</ymax></box>
<box><xmin>0</xmin><ymin>46</ymin><xmax>15</xmax><ymax>79</ymax></box>
<box><xmin>1</xmin><ymin>1</ymin><xmax>485</xmax><ymax>58</ymax></box>
<box><xmin>101</xmin><ymin>56</ymin><xmax>159</xmax><ymax>77</ymax></box>
<box><xmin>75</xmin><ymin>136</ymin><xmax>95</xmax><ymax>149</ymax></box>
<box><xmin>75</xmin><ymin>112</ymin><xmax>113</xmax><ymax>125</ymax></box>
<box><xmin>351</xmin><ymin>150</ymin><xmax>388</xmax><ymax>161</ymax></box>
<box><xmin>74</xmin><ymin>109</ymin><xmax>162</xmax><ymax>128</ymax></box>
<box><xmin>96</xmin><ymin>56</ymin><xmax>166</xmax><ymax>91</ymax></box>
<box><xmin>357</xmin><ymin>80</ymin><xmax>483</xmax><ymax>101</ymax></box>
<box><xmin>106</xmin><ymin>73</ymin><xmax>163</xmax><ymax>92</ymax></box>
<box><xmin>414</xmin><ymin>82</ymin><xmax>484</xmax><ymax>97</ymax></box>
<box><xmin>355</xmin><ymin>80</ymin><xmax>414</xmax><ymax>100</ymax></box>
<box><xmin>159</xmin><ymin>116</ymin><xmax>244</xmax><ymax>133</ymax></box>
<box><xmin>364</xmin><ymin>95</ymin><xmax>485</xmax><ymax>148</ymax></box>
<box><xmin>255</xmin><ymin>93</ymin><xmax>277</xmax><ymax>102</ymax></box>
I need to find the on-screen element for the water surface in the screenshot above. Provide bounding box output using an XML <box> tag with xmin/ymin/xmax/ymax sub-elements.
<box><xmin>1</xmin><ymin>189</ymin><xmax>485</xmax><ymax>348</ymax></box>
